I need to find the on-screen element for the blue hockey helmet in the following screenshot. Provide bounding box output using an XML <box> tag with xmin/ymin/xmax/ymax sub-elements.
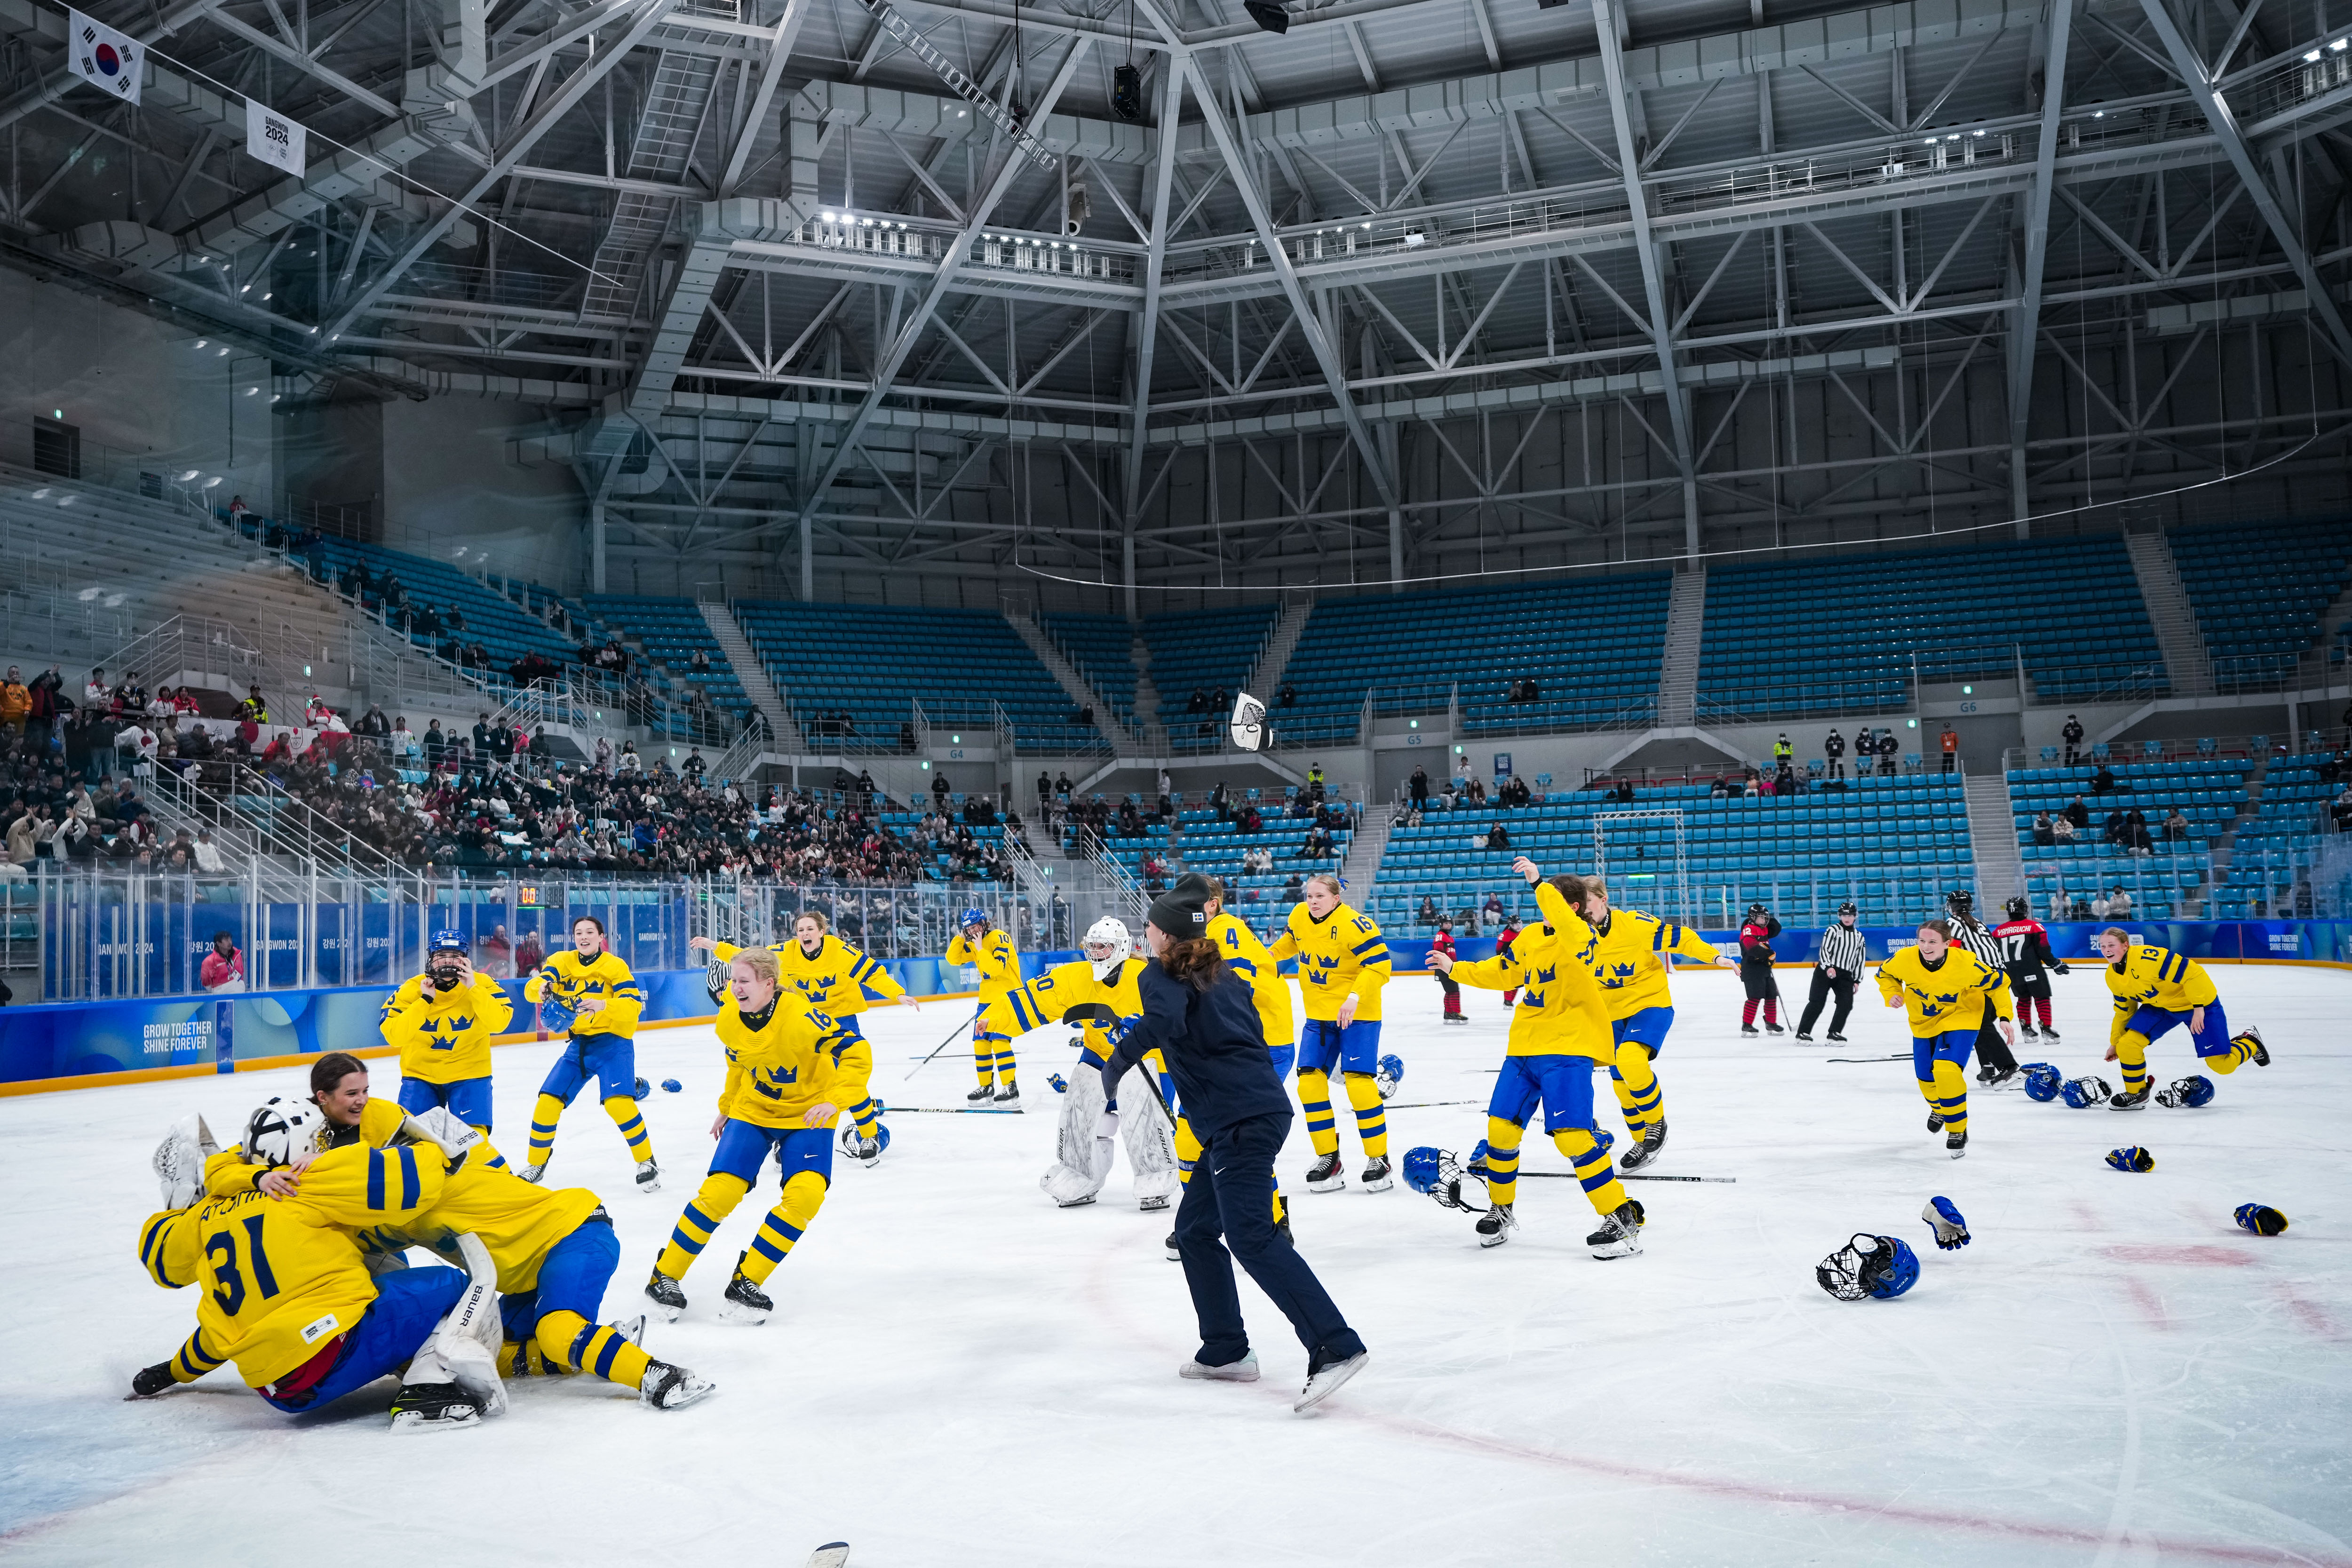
<box><xmin>1377</xmin><ymin>1052</ymin><xmax>1405</xmax><ymax>1084</ymax></box>
<box><xmin>1817</xmin><ymin>1233</ymin><xmax>1919</xmax><ymax>1300</ymax></box>
<box><xmin>1867</xmin><ymin>1236</ymin><xmax>1922</xmax><ymax>1298</ymax></box>
<box><xmin>960</xmin><ymin>907</ymin><xmax>990</xmax><ymax>930</ymax></box>
<box><xmin>633</xmin><ymin>1076</ymin><xmax>651</xmax><ymax>1100</ymax></box>
<box><xmin>2156</xmin><ymin>1074</ymin><xmax>2215</xmax><ymax>1108</ymax></box>
<box><xmin>2061</xmin><ymin>1075</ymin><xmax>2113</xmax><ymax>1108</ymax></box>
<box><xmin>429</xmin><ymin>928</ymin><xmax>467</xmax><ymax>954</ymax></box>
<box><xmin>1402</xmin><ymin>1146</ymin><xmax>1446</xmax><ymax>1195</ymax></box>
<box><xmin>2021</xmin><ymin>1062</ymin><xmax>2063</xmax><ymax>1102</ymax></box>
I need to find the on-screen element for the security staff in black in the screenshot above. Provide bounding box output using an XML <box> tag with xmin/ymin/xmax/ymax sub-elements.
<box><xmin>1104</xmin><ymin>876</ymin><xmax>1368</xmax><ymax>1414</ymax></box>
<box><xmin>2062</xmin><ymin>715</ymin><xmax>2086</xmax><ymax>765</ymax></box>
<box><xmin>1796</xmin><ymin>903</ymin><xmax>1866</xmax><ymax>1041</ymax></box>
<box><xmin>1944</xmin><ymin>890</ymin><xmax>2020</xmax><ymax>1083</ymax></box>
<box><xmin>1823</xmin><ymin>728</ymin><xmax>1845</xmax><ymax>781</ymax></box>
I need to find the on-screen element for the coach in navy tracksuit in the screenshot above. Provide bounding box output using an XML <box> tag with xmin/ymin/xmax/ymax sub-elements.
<box><xmin>1104</xmin><ymin>876</ymin><xmax>1368</xmax><ymax>1411</ymax></box>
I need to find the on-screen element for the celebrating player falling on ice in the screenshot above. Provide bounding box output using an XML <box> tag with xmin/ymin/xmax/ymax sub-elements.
<box><xmin>2094</xmin><ymin>928</ymin><xmax>2268</xmax><ymax>1108</ymax></box>
<box><xmin>1576</xmin><ymin>878</ymin><xmax>1736</xmax><ymax>1170</ymax></box>
<box><xmin>1875</xmin><ymin>920</ymin><xmax>2015</xmax><ymax>1158</ymax></box>
<box><xmin>1428</xmin><ymin>856</ymin><xmax>1646</xmax><ymax>1257</ymax></box>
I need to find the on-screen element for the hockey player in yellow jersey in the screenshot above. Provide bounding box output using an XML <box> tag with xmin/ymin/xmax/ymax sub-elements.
<box><xmin>384</xmin><ymin>929</ymin><xmax>515</xmax><ymax>1136</ymax></box>
<box><xmin>693</xmin><ymin>907</ymin><xmax>912</xmax><ymax>1156</ymax></box>
<box><xmin>645</xmin><ymin>946</ymin><xmax>871</xmax><ymax>1325</ymax></box>
<box><xmin>2094</xmin><ymin>927</ymin><xmax>2268</xmax><ymax>1108</ymax></box>
<box><xmin>1576</xmin><ymin>880</ymin><xmax>1736</xmax><ymax>1170</ymax></box>
<box><xmin>948</xmin><ymin>907</ymin><xmax>1022</xmax><ymax>1106</ymax></box>
<box><xmin>1430</xmin><ymin>858</ymin><xmax>1645</xmax><ymax>1258</ymax></box>
<box><xmin>522</xmin><ymin>915</ymin><xmax>657</xmax><ymax>1192</ymax></box>
<box><xmin>979</xmin><ymin>917</ymin><xmax>1180</xmax><ymax>1211</ymax></box>
<box><xmin>1876</xmin><ymin>921</ymin><xmax>2014</xmax><ymax>1157</ymax></box>
<box><xmin>1271</xmin><ymin>873</ymin><xmax>1393</xmax><ymax>1193</ymax></box>
<box><xmin>126</xmin><ymin>1094</ymin><xmax>495</xmax><ymax>1430</ymax></box>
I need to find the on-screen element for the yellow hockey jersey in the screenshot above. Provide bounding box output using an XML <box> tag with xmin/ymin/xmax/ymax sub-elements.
<box><xmin>1271</xmin><ymin>902</ymin><xmax>1391</xmax><ymax>1022</ymax></box>
<box><xmin>1876</xmin><ymin>945</ymin><xmax>2013</xmax><ymax>1034</ymax></box>
<box><xmin>1588</xmin><ymin>909</ymin><xmax>1720</xmax><ymax>1020</ymax></box>
<box><xmin>945</xmin><ymin>926</ymin><xmax>1018</xmax><ymax>1002</ymax></box>
<box><xmin>984</xmin><ymin>956</ymin><xmax>1145</xmax><ymax>1062</ymax></box>
<box><xmin>715</xmin><ymin>935</ymin><xmax>906</xmax><ymax>1016</ymax></box>
<box><xmin>1209</xmin><ymin>912</ymin><xmax>1295</xmax><ymax>1047</ymax></box>
<box><xmin>1446</xmin><ymin>882</ymin><xmax>1609</xmax><ymax>1059</ymax></box>
<box><xmin>717</xmin><ymin>993</ymin><xmax>870</xmax><ymax>1130</ymax></box>
<box><xmin>380</xmin><ymin>971</ymin><xmax>516</xmax><ymax>1083</ymax></box>
<box><xmin>365</xmin><ymin>1141</ymin><xmax>601</xmax><ymax>1294</ymax></box>
<box><xmin>526</xmin><ymin>949</ymin><xmax>643</xmax><ymax>1038</ymax></box>
<box><xmin>2104</xmin><ymin>944</ymin><xmax>2219</xmax><ymax>1017</ymax></box>
<box><xmin>180</xmin><ymin>1142</ymin><xmax>447</xmax><ymax>1387</ymax></box>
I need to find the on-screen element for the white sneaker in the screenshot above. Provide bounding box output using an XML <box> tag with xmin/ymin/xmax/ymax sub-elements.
<box><xmin>1178</xmin><ymin>1351</ymin><xmax>1259</xmax><ymax>1382</ymax></box>
<box><xmin>1294</xmin><ymin>1349</ymin><xmax>1367</xmax><ymax>1412</ymax></box>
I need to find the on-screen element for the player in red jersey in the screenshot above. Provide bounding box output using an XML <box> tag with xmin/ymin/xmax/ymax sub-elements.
<box><xmin>1994</xmin><ymin>896</ymin><xmax>2070</xmax><ymax>1040</ymax></box>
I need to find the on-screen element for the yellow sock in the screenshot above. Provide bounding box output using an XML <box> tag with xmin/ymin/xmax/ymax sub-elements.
<box><xmin>993</xmin><ymin>1048</ymin><xmax>1017</xmax><ymax>1087</ymax></box>
<box><xmin>737</xmin><ymin>1170</ymin><xmax>828</xmax><ymax>1285</ymax></box>
<box><xmin>2209</xmin><ymin>1034</ymin><xmax>2257</xmax><ymax>1075</ymax></box>
<box><xmin>526</xmin><ymin>1093</ymin><xmax>564</xmax><ymax>1167</ymax></box>
<box><xmin>1482</xmin><ymin>1115</ymin><xmax>1525</xmax><ymax>1206</ymax></box>
<box><xmin>1928</xmin><ymin>1059</ymin><xmax>1969</xmax><ymax>1134</ymax></box>
<box><xmin>2115</xmin><ymin>1033</ymin><xmax>2152</xmax><ymax>1094</ymax></box>
<box><xmin>974</xmin><ymin>1035</ymin><xmax>998</xmax><ymax>1087</ymax></box>
<box><xmin>1343</xmin><ymin>1072</ymin><xmax>1387</xmax><ymax>1159</ymax></box>
<box><xmin>1611</xmin><ymin>1041</ymin><xmax>1664</xmax><ymax>1136</ymax></box>
<box><xmin>847</xmin><ymin>1096</ymin><xmax>882</xmax><ymax>1138</ymax></box>
<box><xmin>539</xmin><ymin>1308</ymin><xmax>652</xmax><ymax>1388</ymax></box>
<box><xmin>603</xmin><ymin>1095</ymin><xmax>653</xmax><ymax>1162</ymax></box>
<box><xmin>1555</xmin><ymin>1128</ymin><xmax>1627</xmax><ymax>1216</ymax></box>
<box><xmin>1298</xmin><ymin>1069</ymin><xmax>1339</xmax><ymax>1158</ymax></box>
<box><xmin>656</xmin><ymin>1171</ymin><xmax>751</xmax><ymax>1281</ymax></box>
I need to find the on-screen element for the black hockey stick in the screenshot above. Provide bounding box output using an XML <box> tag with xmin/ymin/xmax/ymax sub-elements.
<box><xmin>1516</xmin><ymin>1171</ymin><xmax>1738</xmax><ymax>1184</ymax></box>
<box><xmin>1381</xmin><ymin>1099</ymin><xmax>1482</xmax><ymax>1109</ymax></box>
<box><xmin>1826</xmin><ymin>1055</ymin><xmax>1907</xmax><ymax>1063</ymax></box>
<box><xmin>1060</xmin><ymin>1003</ymin><xmax>1180</xmax><ymax>1124</ymax></box>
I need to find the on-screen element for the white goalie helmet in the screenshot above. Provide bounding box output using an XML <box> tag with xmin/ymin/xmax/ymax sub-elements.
<box><xmin>1082</xmin><ymin>916</ymin><xmax>1133</xmax><ymax>980</ymax></box>
<box><xmin>241</xmin><ymin>1096</ymin><xmax>324</xmax><ymax>1169</ymax></box>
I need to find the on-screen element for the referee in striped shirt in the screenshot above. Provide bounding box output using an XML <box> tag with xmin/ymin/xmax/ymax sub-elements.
<box><xmin>1945</xmin><ymin>891</ymin><xmax>2022</xmax><ymax>1084</ymax></box>
<box><xmin>1796</xmin><ymin>903</ymin><xmax>1866</xmax><ymax>1041</ymax></box>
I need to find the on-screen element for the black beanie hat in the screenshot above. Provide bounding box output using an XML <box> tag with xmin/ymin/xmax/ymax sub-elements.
<box><xmin>1148</xmin><ymin>880</ymin><xmax>1213</xmax><ymax>942</ymax></box>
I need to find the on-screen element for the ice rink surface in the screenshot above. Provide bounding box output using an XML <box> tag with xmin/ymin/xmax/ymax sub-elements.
<box><xmin>4</xmin><ymin>964</ymin><xmax>2349</xmax><ymax>1567</ymax></box>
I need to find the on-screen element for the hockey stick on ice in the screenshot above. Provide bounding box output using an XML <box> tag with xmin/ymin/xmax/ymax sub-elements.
<box><xmin>1512</xmin><ymin>1171</ymin><xmax>1739</xmax><ymax>1184</ymax></box>
<box><xmin>903</xmin><ymin>1008</ymin><xmax>982</xmax><ymax>1080</ymax></box>
<box><xmin>1826</xmin><ymin>1055</ymin><xmax>1907</xmax><ymax>1063</ymax></box>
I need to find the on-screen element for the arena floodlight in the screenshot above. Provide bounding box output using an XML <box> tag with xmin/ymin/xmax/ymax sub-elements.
<box><xmin>1244</xmin><ymin>0</ymin><xmax>1289</xmax><ymax>33</ymax></box>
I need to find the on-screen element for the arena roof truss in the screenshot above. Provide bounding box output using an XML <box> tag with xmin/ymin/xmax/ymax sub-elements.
<box><xmin>5</xmin><ymin>0</ymin><xmax>2352</xmax><ymax>597</ymax></box>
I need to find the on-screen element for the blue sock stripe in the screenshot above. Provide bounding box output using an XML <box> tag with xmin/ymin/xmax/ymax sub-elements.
<box><xmin>1578</xmin><ymin>1167</ymin><xmax>1616</xmax><ymax>1191</ymax></box>
<box><xmin>590</xmin><ymin>1329</ymin><xmax>624</xmax><ymax>1380</ymax></box>
<box><xmin>669</xmin><ymin>1226</ymin><xmax>709</xmax><ymax>1256</ymax></box>
<box><xmin>567</xmin><ymin>1324</ymin><xmax>597</xmax><ymax>1370</ymax></box>
<box><xmin>615</xmin><ymin>1114</ymin><xmax>644</xmax><ymax>1134</ymax></box>
<box><xmin>683</xmin><ymin>1203</ymin><xmax>716</xmax><ymax>1232</ymax></box>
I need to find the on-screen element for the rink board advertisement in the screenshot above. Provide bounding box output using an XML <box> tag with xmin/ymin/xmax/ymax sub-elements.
<box><xmin>0</xmin><ymin>948</ymin><xmax>1081</xmax><ymax>1088</ymax></box>
<box><xmin>1383</xmin><ymin>921</ymin><xmax>2352</xmax><ymax>968</ymax></box>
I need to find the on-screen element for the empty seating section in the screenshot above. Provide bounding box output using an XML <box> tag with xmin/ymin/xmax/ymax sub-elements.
<box><xmin>2006</xmin><ymin>763</ymin><xmax>2228</xmax><ymax>921</ymax></box>
<box><xmin>308</xmin><ymin>537</ymin><xmax>576</xmax><ymax>675</ymax></box>
<box><xmin>1038</xmin><ymin>612</ymin><xmax>1139</xmax><ymax>722</ymax></box>
<box><xmin>1366</xmin><ymin>778</ymin><xmax>1976</xmax><ymax>932</ymax></box>
<box><xmin>582</xmin><ymin>596</ymin><xmax>755</xmax><ymax>729</ymax></box>
<box><xmin>1139</xmin><ymin>604</ymin><xmax>1279</xmax><ymax>737</ymax></box>
<box><xmin>1699</xmin><ymin>540</ymin><xmax>2162</xmax><ymax>718</ymax></box>
<box><xmin>2170</xmin><ymin>519</ymin><xmax>2352</xmax><ymax>689</ymax></box>
<box><xmin>735</xmin><ymin>601</ymin><xmax>1097</xmax><ymax>750</ymax></box>
<box><xmin>2208</xmin><ymin>755</ymin><xmax>2337</xmax><ymax>915</ymax></box>
<box><xmin>1279</xmin><ymin>577</ymin><xmax>1670</xmax><ymax>743</ymax></box>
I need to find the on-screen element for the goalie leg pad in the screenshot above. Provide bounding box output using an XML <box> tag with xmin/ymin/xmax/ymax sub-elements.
<box><xmin>1040</xmin><ymin>1059</ymin><xmax>1114</xmax><ymax>1206</ymax></box>
<box><xmin>1117</xmin><ymin>1064</ymin><xmax>1181</xmax><ymax>1204</ymax></box>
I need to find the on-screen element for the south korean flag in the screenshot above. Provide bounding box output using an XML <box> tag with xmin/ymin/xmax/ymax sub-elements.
<box><xmin>1228</xmin><ymin>690</ymin><xmax>1268</xmax><ymax>752</ymax></box>
<box><xmin>66</xmin><ymin>9</ymin><xmax>141</xmax><ymax>103</ymax></box>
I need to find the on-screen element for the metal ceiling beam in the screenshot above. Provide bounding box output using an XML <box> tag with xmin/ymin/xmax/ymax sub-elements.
<box><xmin>2005</xmin><ymin>0</ymin><xmax>2073</xmax><ymax>534</ymax></box>
<box><xmin>2135</xmin><ymin>0</ymin><xmax>2352</xmax><ymax>365</ymax></box>
<box><xmin>1177</xmin><ymin>49</ymin><xmax>1397</xmax><ymax>509</ymax></box>
<box><xmin>1591</xmin><ymin>0</ymin><xmax>1699</xmax><ymax>557</ymax></box>
<box><xmin>1123</xmin><ymin>54</ymin><xmax>1188</xmax><ymax>535</ymax></box>
<box><xmin>790</xmin><ymin>37</ymin><xmax>1096</xmax><ymax>541</ymax></box>
<box><xmin>322</xmin><ymin>0</ymin><xmax>678</xmax><ymax>340</ymax></box>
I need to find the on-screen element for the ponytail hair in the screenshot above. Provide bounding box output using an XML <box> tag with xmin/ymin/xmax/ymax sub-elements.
<box><xmin>310</xmin><ymin>1051</ymin><xmax>368</xmax><ymax>1098</ymax></box>
<box><xmin>1160</xmin><ymin>936</ymin><xmax>1228</xmax><ymax>992</ymax></box>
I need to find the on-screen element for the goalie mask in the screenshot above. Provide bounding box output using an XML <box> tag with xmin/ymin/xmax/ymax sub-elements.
<box><xmin>1229</xmin><ymin>691</ymin><xmax>1267</xmax><ymax>752</ymax></box>
<box><xmin>1082</xmin><ymin>916</ymin><xmax>1132</xmax><ymax>981</ymax></box>
<box><xmin>242</xmin><ymin>1096</ymin><xmax>324</xmax><ymax>1169</ymax></box>
<box><xmin>1815</xmin><ymin>1233</ymin><xmax>1919</xmax><ymax>1300</ymax></box>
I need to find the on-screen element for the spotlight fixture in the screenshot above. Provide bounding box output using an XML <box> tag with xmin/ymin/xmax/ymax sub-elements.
<box><xmin>1064</xmin><ymin>181</ymin><xmax>1091</xmax><ymax>236</ymax></box>
<box><xmin>1244</xmin><ymin>0</ymin><xmax>1289</xmax><ymax>33</ymax></box>
<box><xmin>1112</xmin><ymin>63</ymin><xmax>1143</xmax><ymax>120</ymax></box>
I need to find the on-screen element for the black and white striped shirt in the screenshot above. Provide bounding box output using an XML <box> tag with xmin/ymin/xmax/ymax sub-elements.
<box><xmin>1952</xmin><ymin>919</ymin><xmax>2005</xmax><ymax>972</ymax></box>
<box><xmin>1816</xmin><ymin>923</ymin><xmax>1865</xmax><ymax>977</ymax></box>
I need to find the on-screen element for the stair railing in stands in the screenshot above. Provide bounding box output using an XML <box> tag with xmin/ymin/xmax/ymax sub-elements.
<box><xmin>711</xmin><ymin>712</ymin><xmax>770</xmax><ymax>786</ymax></box>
